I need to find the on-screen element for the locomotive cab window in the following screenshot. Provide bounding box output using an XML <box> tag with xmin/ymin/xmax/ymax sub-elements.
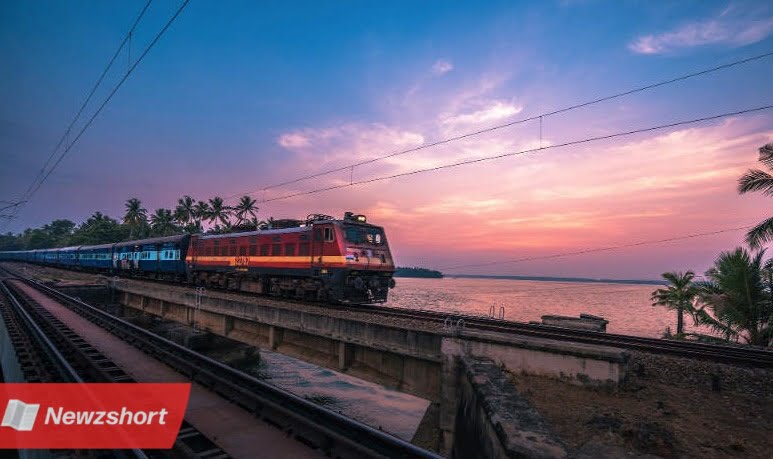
<box><xmin>324</xmin><ymin>227</ymin><xmax>334</xmax><ymax>242</ymax></box>
<box><xmin>343</xmin><ymin>225</ymin><xmax>384</xmax><ymax>246</ymax></box>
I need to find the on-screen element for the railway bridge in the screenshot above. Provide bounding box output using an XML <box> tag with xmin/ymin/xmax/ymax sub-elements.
<box><xmin>3</xmin><ymin>262</ymin><xmax>773</xmax><ymax>458</ymax></box>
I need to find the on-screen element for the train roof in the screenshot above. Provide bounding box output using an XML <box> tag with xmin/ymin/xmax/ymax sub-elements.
<box><xmin>197</xmin><ymin>226</ymin><xmax>312</xmax><ymax>240</ymax></box>
<box><xmin>79</xmin><ymin>243</ymin><xmax>114</xmax><ymax>251</ymax></box>
<box><xmin>114</xmin><ymin>234</ymin><xmax>190</xmax><ymax>248</ymax></box>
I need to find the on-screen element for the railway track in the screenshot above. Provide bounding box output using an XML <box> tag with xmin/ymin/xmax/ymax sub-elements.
<box><xmin>8</xmin><ymin>261</ymin><xmax>773</xmax><ymax>367</ymax></box>
<box><xmin>331</xmin><ymin>302</ymin><xmax>773</xmax><ymax>368</ymax></box>
<box><xmin>0</xmin><ymin>272</ymin><xmax>228</xmax><ymax>459</ymax></box>
<box><xmin>0</xmin><ymin>267</ymin><xmax>441</xmax><ymax>459</ymax></box>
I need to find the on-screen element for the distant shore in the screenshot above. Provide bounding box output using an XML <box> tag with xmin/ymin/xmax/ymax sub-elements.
<box><xmin>437</xmin><ymin>274</ymin><xmax>664</xmax><ymax>285</ymax></box>
<box><xmin>394</xmin><ymin>267</ymin><xmax>443</xmax><ymax>278</ymax></box>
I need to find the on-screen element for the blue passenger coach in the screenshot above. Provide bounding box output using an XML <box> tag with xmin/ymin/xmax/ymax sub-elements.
<box><xmin>79</xmin><ymin>243</ymin><xmax>114</xmax><ymax>271</ymax></box>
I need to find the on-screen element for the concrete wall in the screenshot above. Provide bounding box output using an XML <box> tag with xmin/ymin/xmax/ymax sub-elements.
<box><xmin>451</xmin><ymin>357</ymin><xmax>567</xmax><ymax>459</ymax></box>
<box><xmin>117</xmin><ymin>285</ymin><xmax>445</xmax><ymax>401</ymax></box>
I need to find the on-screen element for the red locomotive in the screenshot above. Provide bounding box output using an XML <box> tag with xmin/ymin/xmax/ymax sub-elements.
<box><xmin>186</xmin><ymin>212</ymin><xmax>396</xmax><ymax>303</ymax></box>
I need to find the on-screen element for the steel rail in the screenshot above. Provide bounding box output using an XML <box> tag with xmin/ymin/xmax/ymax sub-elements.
<box><xmin>12</xmin><ymin>273</ymin><xmax>442</xmax><ymax>459</ymax></box>
<box><xmin>0</xmin><ymin>279</ymin><xmax>149</xmax><ymax>459</ymax></box>
<box><xmin>2</xmin><ymin>272</ymin><xmax>227</xmax><ymax>459</ymax></box>
<box><xmin>331</xmin><ymin>302</ymin><xmax>773</xmax><ymax>367</ymax></box>
<box><xmin>9</xmin><ymin>261</ymin><xmax>770</xmax><ymax>366</ymax></box>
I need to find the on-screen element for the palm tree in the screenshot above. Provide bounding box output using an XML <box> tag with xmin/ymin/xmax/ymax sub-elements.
<box><xmin>123</xmin><ymin>198</ymin><xmax>147</xmax><ymax>239</ymax></box>
<box><xmin>207</xmin><ymin>197</ymin><xmax>232</xmax><ymax>230</ymax></box>
<box><xmin>738</xmin><ymin>143</ymin><xmax>773</xmax><ymax>248</ymax></box>
<box><xmin>696</xmin><ymin>248</ymin><xmax>773</xmax><ymax>346</ymax></box>
<box><xmin>651</xmin><ymin>271</ymin><xmax>699</xmax><ymax>339</ymax></box>
<box><xmin>174</xmin><ymin>195</ymin><xmax>195</xmax><ymax>226</ymax></box>
<box><xmin>233</xmin><ymin>195</ymin><xmax>258</xmax><ymax>226</ymax></box>
<box><xmin>150</xmin><ymin>208</ymin><xmax>178</xmax><ymax>237</ymax></box>
<box><xmin>193</xmin><ymin>200</ymin><xmax>211</xmax><ymax>227</ymax></box>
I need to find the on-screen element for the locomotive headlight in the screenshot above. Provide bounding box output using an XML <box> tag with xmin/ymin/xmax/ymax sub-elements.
<box><xmin>356</xmin><ymin>215</ymin><xmax>367</xmax><ymax>222</ymax></box>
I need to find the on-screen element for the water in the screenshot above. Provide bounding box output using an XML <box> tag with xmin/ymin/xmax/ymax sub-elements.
<box><xmin>257</xmin><ymin>350</ymin><xmax>430</xmax><ymax>441</ymax></box>
<box><xmin>384</xmin><ymin>277</ymin><xmax>692</xmax><ymax>338</ymax></box>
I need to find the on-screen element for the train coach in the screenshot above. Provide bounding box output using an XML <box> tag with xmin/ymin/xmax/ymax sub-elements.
<box><xmin>0</xmin><ymin>212</ymin><xmax>396</xmax><ymax>304</ymax></box>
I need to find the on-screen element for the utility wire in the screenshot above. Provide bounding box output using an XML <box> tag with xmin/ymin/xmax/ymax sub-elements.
<box><xmin>441</xmin><ymin>224</ymin><xmax>753</xmax><ymax>271</ymax></box>
<box><xmin>22</xmin><ymin>0</ymin><xmax>154</xmax><ymax>201</ymax></box>
<box><xmin>226</xmin><ymin>50</ymin><xmax>773</xmax><ymax>200</ymax></box>
<box><xmin>258</xmin><ymin>104</ymin><xmax>773</xmax><ymax>203</ymax></box>
<box><xmin>3</xmin><ymin>0</ymin><xmax>190</xmax><ymax>232</ymax></box>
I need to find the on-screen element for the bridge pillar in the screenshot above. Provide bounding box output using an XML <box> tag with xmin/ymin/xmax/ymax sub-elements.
<box><xmin>222</xmin><ymin>316</ymin><xmax>234</xmax><ymax>336</ymax></box>
<box><xmin>338</xmin><ymin>341</ymin><xmax>355</xmax><ymax>371</ymax></box>
<box><xmin>439</xmin><ymin>337</ymin><xmax>464</xmax><ymax>456</ymax></box>
<box><xmin>268</xmin><ymin>325</ymin><xmax>283</xmax><ymax>350</ymax></box>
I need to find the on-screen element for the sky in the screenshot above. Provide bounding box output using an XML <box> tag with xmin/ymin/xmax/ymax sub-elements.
<box><xmin>1</xmin><ymin>0</ymin><xmax>773</xmax><ymax>279</ymax></box>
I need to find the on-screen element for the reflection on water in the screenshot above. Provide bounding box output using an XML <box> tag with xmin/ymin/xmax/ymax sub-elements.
<box><xmin>385</xmin><ymin>277</ymin><xmax>701</xmax><ymax>338</ymax></box>
<box><xmin>257</xmin><ymin>350</ymin><xmax>430</xmax><ymax>441</ymax></box>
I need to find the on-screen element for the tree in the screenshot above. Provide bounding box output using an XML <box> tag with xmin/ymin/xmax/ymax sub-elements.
<box><xmin>70</xmin><ymin>212</ymin><xmax>129</xmax><ymax>245</ymax></box>
<box><xmin>651</xmin><ymin>271</ymin><xmax>699</xmax><ymax>339</ymax></box>
<box><xmin>696</xmin><ymin>248</ymin><xmax>773</xmax><ymax>346</ymax></box>
<box><xmin>123</xmin><ymin>198</ymin><xmax>147</xmax><ymax>240</ymax></box>
<box><xmin>233</xmin><ymin>195</ymin><xmax>258</xmax><ymax>226</ymax></box>
<box><xmin>174</xmin><ymin>195</ymin><xmax>195</xmax><ymax>226</ymax></box>
<box><xmin>207</xmin><ymin>197</ymin><xmax>231</xmax><ymax>230</ymax></box>
<box><xmin>738</xmin><ymin>143</ymin><xmax>773</xmax><ymax>248</ymax></box>
<box><xmin>193</xmin><ymin>200</ymin><xmax>211</xmax><ymax>228</ymax></box>
<box><xmin>150</xmin><ymin>208</ymin><xmax>179</xmax><ymax>237</ymax></box>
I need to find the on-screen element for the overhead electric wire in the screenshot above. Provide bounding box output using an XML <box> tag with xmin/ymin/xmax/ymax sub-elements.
<box><xmin>226</xmin><ymin>49</ymin><xmax>773</xmax><ymax>200</ymax></box>
<box><xmin>2</xmin><ymin>0</ymin><xmax>190</xmax><ymax>232</ymax></box>
<box><xmin>22</xmin><ymin>0</ymin><xmax>154</xmax><ymax>201</ymax></box>
<box><xmin>441</xmin><ymin>224</ymin><xmax>753</xmax><ymax>271</ymax></box>
<box><xmin>258</xmin><ymin>104</ymin><xmax>773</xmax><ymax>203</ymax></box>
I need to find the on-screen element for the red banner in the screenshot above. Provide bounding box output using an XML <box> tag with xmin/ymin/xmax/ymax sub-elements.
<box><xmin>0</xmin><ymin>383</ymin><xmax>191</xmax><ymax>449</ymax></box>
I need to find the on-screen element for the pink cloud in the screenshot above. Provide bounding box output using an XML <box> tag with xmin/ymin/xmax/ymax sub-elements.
<box><xmin>629</xmin><ymin>13</ymin><xmax>773</xmax><ymax>54</ymax></box>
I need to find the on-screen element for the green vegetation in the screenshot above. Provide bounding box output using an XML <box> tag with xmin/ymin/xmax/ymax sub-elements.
<box><xmin>651</xmin><ymin>271</ymin><xmax>698</xmax><ymax>340</ymax></box>
<box><xmin>0</xmin><ymin>194</ymin><xmax>271</xmax><ymax>250</ymax></box>
<box><xmin>653</xmin><ymin>143</ymin><xmax>773</xmax><ymax>347</ymax></box>
<box><xmin>394</xmin><ymin>267</ymin><xmax>443</xmax><ymax>278</ymax></box>
<box><xmin>738</xmin><ymin>143</ymin><xmax>773</xmax><ymax>248</ymax></box>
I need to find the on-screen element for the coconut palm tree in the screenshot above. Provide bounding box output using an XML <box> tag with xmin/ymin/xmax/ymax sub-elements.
<box><xmin>696</xmin><ymin>248</ymin><xmax>773</xmax><ymax>346</ymax></box>
<box><xmin>174</xmin><ymin>195</ymin><xmax>195</xmax><ymax>225</ymax></box>
<box><xmin>207</xmin><ymin>197</ymin><xmax>231</xmax><ymax>230</ymax></box>
<box><xmin>738</xmin><ymin>143</ymin><xmax>773</xmax><ymax>248</ymax></box>
<box><xmin>192</xmin><ymin>200</ymin><xmax>211</xmax><ymax>227</ymax></box>
<box><xmin>651</xmin><ymin>271</ymin><xmax>699</xmax><ymax>339</ymax></box>
<box><xmin>123</xmin><ymin>198</ymin><xmax>147</xmax><ymax>239</ymax></box>
<box><xmin>150</xmin><ymin>208</ymin><xmax>178</xmax><ymax>237</ymax></box>
<box><xmin>233</xmin><ymin>195</ymin><xmax>258</xmax><ymax>226</ymax></box>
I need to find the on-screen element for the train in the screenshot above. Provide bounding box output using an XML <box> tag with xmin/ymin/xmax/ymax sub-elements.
<box><xmin>0</xmin><ymin>212</ymin><xmax>396</xmax><ymax>303</ymax></box>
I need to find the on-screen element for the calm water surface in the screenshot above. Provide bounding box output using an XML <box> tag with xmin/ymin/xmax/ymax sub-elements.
<box><xmin>257</xmin><ymin>350</ymin><xmax>429</xmax><ymax>441</ymax></box>
<box><xmin>384</xmin><ymin>277</ymin><xmax>694</xmax><ymax>338</ymax></box>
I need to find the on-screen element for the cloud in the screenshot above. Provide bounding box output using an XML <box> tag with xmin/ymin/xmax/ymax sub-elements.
<box><xmin>277</xmin><ymin>133</ymin><xmax>311</xmax><ymax>149</ymax></box>
<box><xmin>629</xmin><ymin>13</ymin><xmax>773</xmax><ymax>54</ymax></box>
<box><xmin>276</xmin><ymin>123</ymin><xmax>425</xmax><ymax>171</ymax></box>
<box><xmin>432</xmin><ymin>59</ymin><xmax>453</xmax><ymax>75</ymax></box>
<box><xmin>441</xmin><ymin>101</ymin><xmax>523</xmax><ymax>126</ymax></box>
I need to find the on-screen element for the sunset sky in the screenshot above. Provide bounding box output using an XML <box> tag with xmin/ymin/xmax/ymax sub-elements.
<box><xmin>2</xmin><ymin>0</ymin><xmax>772</xmax><ymax>279</ymax></box>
